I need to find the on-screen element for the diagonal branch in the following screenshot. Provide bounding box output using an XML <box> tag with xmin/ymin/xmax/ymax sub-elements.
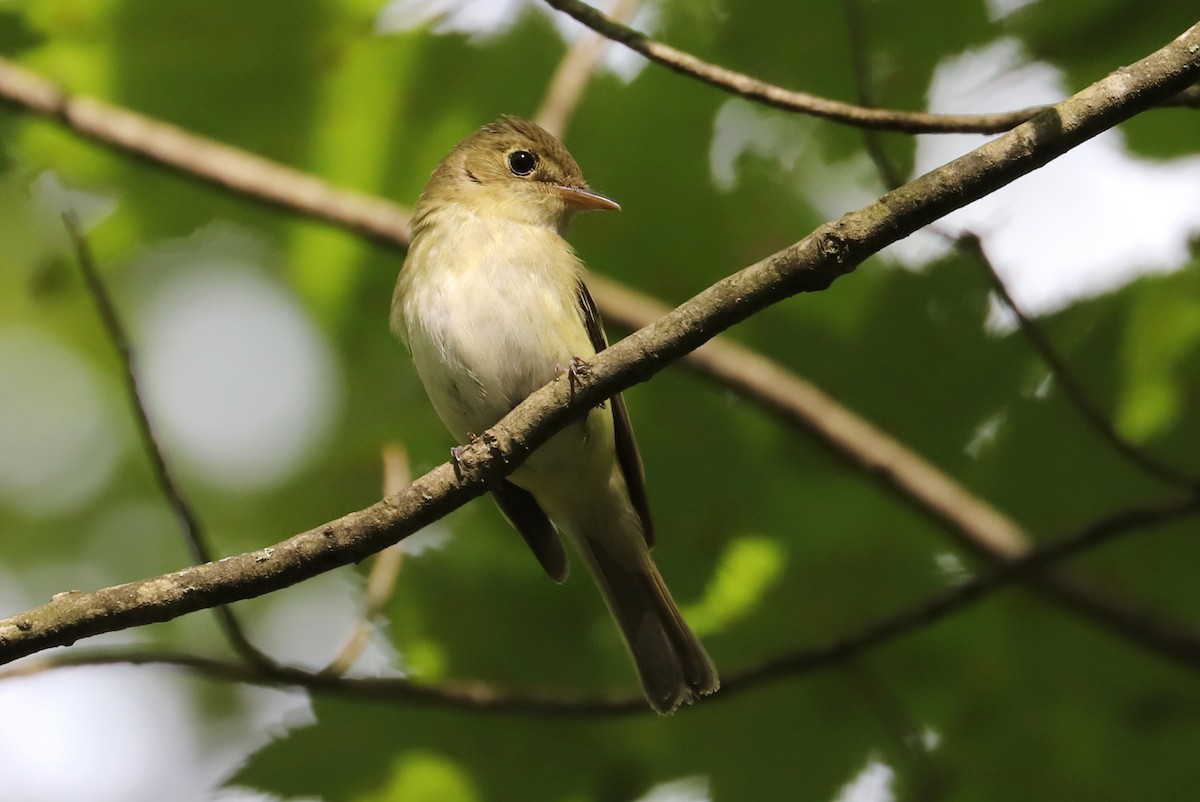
<box><xmin>0</xmin><ymin>57</ymin><xmax>409</xmax><ymax>246</ymax></box>
<box><xmin>7</xmin><ymin>491</ymin><xmax>1197</xmax><ymax>714</ymax></box>
<box><xmin>960</xmin><ymin>233</ymin><xmax>1200</xmax><ymax>490</ymax></box>
<box><xmin>841</xmin><ymin>0</ymin><xmax>905</xmax><ymax>188</ymax></box>
<box><xmin>741</xmin><ymin>491</ymin><xmax>1200</xmax><ymax>685</ymax></box>
<box><xmin>541</xmin><ymin>0</ymin><xmax>1034</xmax><ymax>133</ymax></box>
<box><xmin>61</xmin><ymin>213</ymin><xmax>274</xmax><ymax>668</ymax></box>
<box><xmin>1</xmin><ymin>21</ymin><xmax>1198</xmax><ymax>667</ymax></box>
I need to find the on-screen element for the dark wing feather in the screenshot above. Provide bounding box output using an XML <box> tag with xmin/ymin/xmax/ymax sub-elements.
<box><xmin>491</xmin><ymin>481</ymin><xmax>568</xmax><ymax>583</ymax></box>
<box><xmin>577</xmin><ymin>281</ymin><xmax>655</xmax><ymax>547</ymax></box>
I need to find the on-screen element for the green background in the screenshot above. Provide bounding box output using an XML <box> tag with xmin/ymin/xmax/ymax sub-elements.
<box><xmin>1</xmin><ymin>1</ymin><xmax>1199</xmax><ymax>800</ymax></box>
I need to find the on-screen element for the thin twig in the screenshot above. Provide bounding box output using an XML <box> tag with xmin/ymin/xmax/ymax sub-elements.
<box><xmin>841</xmin><ymin>0</ymin><xmax>904</xmax><ymax>190</ymax></box>
<box><xmin>959</xmin><ymin>233</ymin><xmax>1200</xmax><ymax>490</ymax></box>
<box><xmin>322</xmin><ymin>443</ymin><xmax>411</xmax><ymax>676</ymax></box>
<box><xmin>543</xmin><ymin>0</ymin><xmax>1199</xmax><ymax>133</ymax></box>
<box><xmin>6</xmin><ymin>492</ymin><xmax>1198</xmax><ymax>714</ymax></box>
<box><xmin>739</xmin><ymin>491</ymin><xmax>1200</xmax><ymax>683</ymax></box>
<box><xmin>534</xmin><ymin>0</ymin><xmax>643</xmax><ymax>138</ymax></box>
<box><xmin>539</xmin><ymin>0</ymin><xmax>1049</xmax><ymax>134</ymax></box>
<box><xmin>61</xmin><ymin>213</ymin><xmax>274</xmax><ymax>668</ymax></box>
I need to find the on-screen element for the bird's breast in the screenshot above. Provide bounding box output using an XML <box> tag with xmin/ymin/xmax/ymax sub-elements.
<box><xmin>396</xmin><ymin>211</ymin><xmax>596</xmax><ymax>438</ymax></box>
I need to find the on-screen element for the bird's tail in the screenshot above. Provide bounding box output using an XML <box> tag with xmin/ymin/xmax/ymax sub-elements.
<box><xmin>567</xmin><ymin>499</ymin><xmax>719</xmax><ymax>714</ymax></box>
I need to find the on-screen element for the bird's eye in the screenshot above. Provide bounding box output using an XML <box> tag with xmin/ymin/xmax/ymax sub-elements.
<box><xmin>507</xmin><ymin>150</ymin><xmax>538</xmax><ymax>176</ymax></box>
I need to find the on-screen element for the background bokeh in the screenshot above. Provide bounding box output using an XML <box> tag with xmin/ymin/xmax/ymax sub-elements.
<box><xmin>1</xmin><ymin>1</ymin><xmax>1199</xmax><ymax>800</ymax></box>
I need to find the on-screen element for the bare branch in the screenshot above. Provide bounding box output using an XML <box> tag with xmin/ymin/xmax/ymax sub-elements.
<box><xmin>2</xmin><ymin>648</ymin><xmax>644</xmax><ymax>716</ymax></box>
<box><xmin>61</xmin><ymin>213</ymin><xmax>274</xmax><ymax>668</ymax></box>
<box><xmin>959</xmin><ymin>233</ymin><xmax>1200</xmax><ymax>490</ymax></box>
<box><xmin>534</xmin><ymin>0</ymin><xmax>644</xmax><ymax>138</ymax></box>
<box><xmin>841</xmin><ymin>0</ymin><xmax>905</xmax><ymax>189</ymax></box>
<box><xmin>543</xmin><ymin>1</ymin><xmax>1199</xmax><ymax>134</ymax></box>
<box><xmin>7</xmin><ymin>492</ymin><xmax>1197</xmax><ymax>714</ymax></box>
<box><xmin>0</xmin><ymin>22</ymin><xmax>1197</xmax><ymax>666</ymax></box>
<box><xmin>542</xmin><ymin>0</ymin><xmax>1048</xmax><ymax>134</ymax></box>
<box><xmin>0</xmin><ymin>58</ymin><xmax>410</xmax><ymax>246</ymax></box>
<box><xmin>738</xmin><ymin>491</ymin><xmax>1200</xmax><ymax>683</ymax></box>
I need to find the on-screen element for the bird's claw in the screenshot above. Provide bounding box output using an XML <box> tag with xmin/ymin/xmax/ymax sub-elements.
<box><xmin>555</xmin><ymin>357</ymin><xmax>606</xmax><ymax>408</ymax></box>
<box><xmin>556</xmin><ymin>356</ymin><xmax>589</xmax><ymax>380</ymax></box>
<box><xmin>556</xmin><ymin>356</ymin><xmax>591</xmax><ymax>389</ymax></box>
<box><xmin>450</xmin><ymin>433</ymin><xmax>480</xmax><ymax>479</ymax></box>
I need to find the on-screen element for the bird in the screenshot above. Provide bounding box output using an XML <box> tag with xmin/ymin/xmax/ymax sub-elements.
<box><xmin>390</xmin><ymin>116</ymin><xmax>718</xmax><ymax>713</ymax></box>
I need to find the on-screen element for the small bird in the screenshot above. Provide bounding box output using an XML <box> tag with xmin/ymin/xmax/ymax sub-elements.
<box><xmin>391</xmin><ymin>116</ymin><xmax>718</xmax><ymax>713</ymax></box>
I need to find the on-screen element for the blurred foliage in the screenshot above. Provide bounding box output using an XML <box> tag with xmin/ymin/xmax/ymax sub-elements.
<box><xmin>1</xmin><ymin>1</ymin><xmax>1199</xmax><ymax>801</ymax></box>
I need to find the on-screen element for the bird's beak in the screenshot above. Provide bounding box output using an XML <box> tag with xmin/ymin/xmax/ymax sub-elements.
<box><xmin>554</xmin><ymin>185</ymin><xmax>621</xmax><ymax>212</ymax></box>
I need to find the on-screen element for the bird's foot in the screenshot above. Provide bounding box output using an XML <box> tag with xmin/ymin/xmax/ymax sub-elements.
<box><xmin>555</xmin><ymin>357</ymin><xmax>606</xmax><ymax>408</ymax></box>
<box><xmin>555</xmin><ymin>355</ymin><xmax>590</xmax><ymax>383</ymax></box>
<box><xmin>450</xmin><ymin>432</ymin><xmax>480</xmax><ymax>479</ymax></box>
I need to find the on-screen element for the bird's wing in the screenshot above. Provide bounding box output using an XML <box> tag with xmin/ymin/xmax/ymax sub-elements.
<box><xmin>577</xmin><ymin>280</ymin><xmax>655</xmax><ymax>547</ymax></box>
<box><xmin>491</xmin><ymin>480</ymin><xmax>568</xmax><ymax>583</ymax></box>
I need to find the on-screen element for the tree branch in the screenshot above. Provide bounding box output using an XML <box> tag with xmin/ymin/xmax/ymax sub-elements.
<box><xmin>62</xmin><ymin>212</ymin><xmax>274</xmax><ymax>668</ymax></box>
<box><xmin>1</xmin><ymin>22</ymin><xmax>1197</xmax><ymax>666</ymax></box>
<box><xmin>960</xmin><ymin>233</ymin><xmax>1200</xmax><ymax>490</ymax></box>
<box><xmin>735</xmin><ymin>492</ymin><xmax>1200</xmax><ymax>687</ymax></box>
<box><xmin>0</xmin><ymin>57</ymin><xmax>410</xmax><ymax>246</ymax></box>
<box><xmin>841</xmin><ymin>0</ymin><xmax>905</xmax><ymax>189</ymax></box>
<box><xmin>7</xmin><ymin>491</ymin><xmax>1196</xmax><ymax>714</ymax></box>
<box><xmin>542</xmin><ymin>0</ymin><xmax>1197</xmax><ymax>134</ymax></box>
